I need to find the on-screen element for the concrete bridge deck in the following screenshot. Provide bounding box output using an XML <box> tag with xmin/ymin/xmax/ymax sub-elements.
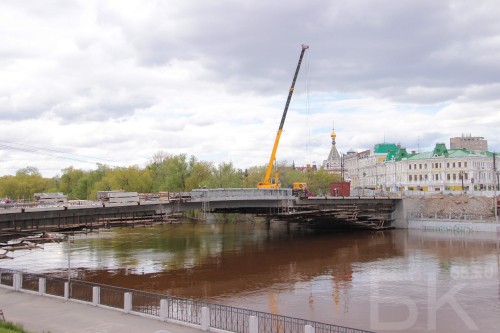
<box><xmin>0</xmin><ymin>189</ymin><xmax>403</xmax><ymax>238</ymax></box>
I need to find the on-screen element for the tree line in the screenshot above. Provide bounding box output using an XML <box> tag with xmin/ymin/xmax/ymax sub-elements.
<box><xmin>0</xmin><ymin>152</ymin><xmax>341</xmax><ymax>201</ymax></box>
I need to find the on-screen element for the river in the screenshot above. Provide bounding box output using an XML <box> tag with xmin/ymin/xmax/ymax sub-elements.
<box><xmin>1</xmin><ymin>219</ymin><xmax>499</xmax><ymax>332</ymax></box>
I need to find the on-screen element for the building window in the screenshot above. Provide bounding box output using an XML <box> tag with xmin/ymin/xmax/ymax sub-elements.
<box><xmin>447</xmin><ymin>174</ymin><xmax>450</xmax><ymax>180</ymax></box>
<box><xmin>453</xmin><ymin>174</ymin><xmax>456</xmax><ymax>180</ymax></box>
<box><xmin>419</xmin><ymin>175</ymin><xmax>423</xmax><ymax>181</ymax></box>
<box><xmin>458</xmin><ymin>162</ymin><xmax>461</xmax><ymax>167</ymax></box>
<box><xmin>419</xmin><ymin>164</ymin><xmax>422</xmax><ymax>169</ymax></box>
<box><xmin>409</xmin><ymin>164</ymin><xmax>412</xmax><ymax>170</ymax></box>
<box><xmin>453</xmin><ymin>162</ymin><xmax>456</xmax><ymax>168</ymax></box>
<box><xmin>464</xmin><ymin>162</ymin><xmax>467</xmax><ymax>167</ymax></box>
<box><xmin>435</xmin><ymin>174</ymin><xmax>439</xmax><ymax>180</ymax></box>
<box><xmin>409</xmin><ymin>175</ymin><xmax>412</xmax><ymax>181</ymax></box>
<box><xmin>447</xmin><ymin>163</ymin><xmax>450</xmax><ymax>168</ymax></box>
<box><xmin>425</xmin><ymin>174</ymin><xmax>428</xmax><ymax>180</ymax></box>
<box><xmin>425</xmin><ymin>164</ymin><xmax>427</xmax><ymax>169</ymax></box>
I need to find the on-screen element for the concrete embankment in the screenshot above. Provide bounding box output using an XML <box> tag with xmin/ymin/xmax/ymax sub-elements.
<box><xmin>0</xmin><ymin>288</ymin><xmax>202</xmax><ymax>333</ymax></box>
<box><xmin>399</xmin><ymin>194</ymin><xmax>500</xmax><ymax>232</ymax></box>
<box><xmin>408</xmin><ymin>219</ymin><xmax>500</xmax><ymax>233</ymax></box>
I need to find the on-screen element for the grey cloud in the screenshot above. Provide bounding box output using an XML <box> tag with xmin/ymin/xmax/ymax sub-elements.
<box><xmin>3</xmin><ymin>0</ymin><xmax>500</xmax><ymax>124</ymax></box>
<box><xmin>164</xmin><ymin>1</ymin><xmax>500</xmax><ymax>102</ymax></box>
<box><xmin>459</xmin><ymin>84</ymin><xmax>500</xmax><ymax>102</ymax></box>
<box><xmin>146</xmin><ymin>1</ymin><xmax>496</xmax><ymax>103</ymax></box>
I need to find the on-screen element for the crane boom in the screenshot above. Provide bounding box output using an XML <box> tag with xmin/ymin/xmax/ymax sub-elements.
<box><xmin>258</xmin><ymin>44</ymin><xmax>309</xmax><ymax>189</ymax></box>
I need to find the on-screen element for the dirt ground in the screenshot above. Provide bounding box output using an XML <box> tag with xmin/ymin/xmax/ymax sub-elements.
<box><xmin>415</xmin><ymin>194</ymin><xmax>498</xmax><ymax>216</ymax></box>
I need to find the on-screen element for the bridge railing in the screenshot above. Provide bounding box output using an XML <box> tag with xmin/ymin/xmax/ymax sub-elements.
<box><xmin>190</xmin><ymin>188</ymin><xmax>293</xmax><ymax>201</ymax></box>
<box><xmin>0</xmin><ymin>268</ymin><xmax>374</xmax><ymax>333</ymax></box>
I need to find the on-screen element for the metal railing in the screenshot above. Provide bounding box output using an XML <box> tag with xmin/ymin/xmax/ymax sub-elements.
<box><xmin>0</xmin><ymin>268</ymin><xmax>374</xmax><ymax>333</ymax></box>
<box><xmin>408</xmin><ymin>211</ymin><xmax>497</xmax><ymax>221</ymax></box>
<box><xmin>190</xmin><ymin>188</ymin><xmax>294</xmax><ymax>201</ymax></box>
<box><xmin>132</xmin><ymin>290</ymin><xmax>161</xmax><ymax>316</ymax></box>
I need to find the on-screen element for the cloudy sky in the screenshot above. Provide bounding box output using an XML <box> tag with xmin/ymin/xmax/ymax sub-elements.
<box><xmin>1</xmin><ymin>0</ymin><xmax>499</xmax><ymax>177</ymax></box>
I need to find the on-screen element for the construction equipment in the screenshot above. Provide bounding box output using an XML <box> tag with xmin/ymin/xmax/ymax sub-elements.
<box><xmin>257</xmin><ymin>44</ymin><xmax>309</xmax><ymax>189</ymax></box>
<box><xmin>292</xmin><ymin>182</ymin><xmax>309</xmax><ymax>197</ymax></box>
<box><xmin>292</xmin><ymin>181</ymin><xmax>313</xmax><ymax>198</ymax></box>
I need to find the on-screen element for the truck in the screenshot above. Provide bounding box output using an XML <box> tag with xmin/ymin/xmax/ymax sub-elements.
<box><xmin>292</xmin><ymin>182</ymin><xmax>312</xmax><ymax>198</ymax></box>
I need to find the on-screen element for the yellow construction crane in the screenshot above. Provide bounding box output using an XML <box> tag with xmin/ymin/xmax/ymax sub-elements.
<box><xmin>257</xmin><ymin>44</ymin><xmax>309</xmax><ymax>189</ymax></box>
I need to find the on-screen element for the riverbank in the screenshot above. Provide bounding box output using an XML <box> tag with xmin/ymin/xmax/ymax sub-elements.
<box><xmin>403</xmin><ymin>194</ymin><xmax>500</xmax><ymax>232</ymax></box>
<box><xmin>1</xmin><ymin>225</ymin><xmax>499</xmax><ymax>332</ymax></box>
<box><xmin>408</xmin><ymin>218</ymin><xmax>500</xmax><ymax>233</ymax></box>
<box><xmin>0</xmin><ymin>288</ymin><xmax>202</xmax><ymax>333</ymax></box>
<box><xmin>412</xmin><ymin>193</ymin><xmax>497</xmax><ymax>216</ymax></box>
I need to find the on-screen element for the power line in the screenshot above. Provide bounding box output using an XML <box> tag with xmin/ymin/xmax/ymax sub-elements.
<box><xmin>0</xmin><ymin>143</ymin><xmax>99</xmax><ymax>164</ymax></box>
<box><xmin>0</xmin><ymin>140</ymin><xmax>117</xmax><ymax>165</ymax></box>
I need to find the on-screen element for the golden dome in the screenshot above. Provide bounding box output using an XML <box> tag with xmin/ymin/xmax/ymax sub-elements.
<box><xmin>331</xmin><ymin>131</ymin><xmax>337</xmax><ymax>140</ymax></box>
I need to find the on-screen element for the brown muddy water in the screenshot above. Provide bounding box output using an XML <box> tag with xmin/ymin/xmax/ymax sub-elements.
<box><xmin>1</xmin><ymin>220</ymin><xmax>499</xmax><ymax>332</ymax></box>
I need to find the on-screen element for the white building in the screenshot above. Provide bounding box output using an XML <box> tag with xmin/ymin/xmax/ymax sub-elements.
<box><xmin>344</xmin><ymin>142</ymin><xmax>499</xmax><ymax>193</ymax></box>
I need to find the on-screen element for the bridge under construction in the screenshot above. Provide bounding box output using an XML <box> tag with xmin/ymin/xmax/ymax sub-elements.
<box><xmin>0</xmin><ymin>189</ymin><xmax>404</xmax><ymax>241</ymax></box>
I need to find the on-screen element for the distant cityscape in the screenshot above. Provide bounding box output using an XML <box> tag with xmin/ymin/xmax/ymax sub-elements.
<box><xmin>321</xmin><ymin>127</ymin><xmax>499</xmax><ymax>193</ymax></box>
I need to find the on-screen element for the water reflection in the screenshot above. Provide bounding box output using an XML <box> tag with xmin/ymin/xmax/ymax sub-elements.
<box><xmin>71</xmin><ymin>223</ymin><xmax>403</xmax><ymax>299</ymax></box>
<box><xmin>1</xmin><ymin>220</ymin><xmax>499</xmax><ymax>332</ymax></box>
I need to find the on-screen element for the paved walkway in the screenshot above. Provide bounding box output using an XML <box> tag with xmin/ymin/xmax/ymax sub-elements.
<box><xmin>0</xmin><ymin>288</ymin><xmax>204</xmax><ymax>333</ymax></box>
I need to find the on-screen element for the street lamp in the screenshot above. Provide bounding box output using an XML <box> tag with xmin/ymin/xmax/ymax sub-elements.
<box><xmin>362</xmin><ymin>171</ymin><xmax>366</xmax><ymax>196</ymax></box>
<box><xmin>459</xmin><ymin>171</ymin><xmax>465</xmax><ymax>194</ymax></box>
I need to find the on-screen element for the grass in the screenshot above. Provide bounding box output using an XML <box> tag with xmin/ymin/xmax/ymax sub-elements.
<box><xmin>0</xmin><ymin>321</ymin><xmax>30</xmax><ymax>333</ymax></box>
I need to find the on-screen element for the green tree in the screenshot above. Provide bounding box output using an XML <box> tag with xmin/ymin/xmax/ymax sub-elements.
<box><xmin>147</xmin><ymin>153</ymin><xmax>191</xmax><ymax>192</ymax></box>
<box><xmin>208</xmin><ymin>162</ymin><xmax>244</xmax><ymax>188</ymax></box>
<box><xmin>59</xmin><ymin>166</ymin><xmax>85</xmax><ymax>199</ymax></box>
<box><xmin>306</xmin><ymin>169</ymin><xmax>341</xmax><ymax>195</ymax></box>
<box><xmin>74</xmin><ymin>164</ymin><xmax>112</xmax><ymax>200</ymax></box>
<box><xmin>164</xmin><ymin>154</ymin><xmax>190</xmax><ymax>191</ymax></box>
<box><xmin>0</xmin><ymin>176</ymin><xmax>17</xmax><ymax>199</ymax></box>
<box><xmin>241</xmin><ymin>166</ymin><xmax>266</xmax><ymax>188</ymax></box>
<box><xmin>0</xmin><ymin>167</ymin><xmax>51</xmax><ymax>200</ymax></box>
<box><xmin>75</xmin><ymin>175</ymin><xmax>92</xmax><ymax>200</ymax></box>
<box><xmin>148</xmin><ymin>151</ymin><xmax>172</xmax><ymax>192</ymax></box>
<box><xmin>16</xmin><ymin>166</ymin><xmax>42</xmax><ymax>177</ymax></box>
<box><xmin>108</xmin><ymin>166</ymin><xmax>153</xmax><ymax>193</ymax></box>
<box><xmin>185</xmin><ymin>159</ymin><xmax>214</xmax><ymax>190</ymax></box>
<box><xmin>279</xmin><ymin>165</ymin><xmax>307</xmax><ymax>188</ymax></box>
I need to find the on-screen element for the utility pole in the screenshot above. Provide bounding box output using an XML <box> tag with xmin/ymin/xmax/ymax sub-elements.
<box><xmin>67</xmin><ymin>234</ymin><xmax>71</xmax><ymax>282</ymax></box>
<box><xmin>341</xmin><ymin>152</ymin><xmax>345</xmax><ymax>182</ymax></box>
<box><xmin>494</xmin><ymin>153</ymin><xmax>498</xmax><ymax>221</ymax></box>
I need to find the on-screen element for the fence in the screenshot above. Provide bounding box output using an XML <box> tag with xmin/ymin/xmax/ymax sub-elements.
<box><xmin>407</xmin><ymin>211</ymin><xmax>496</xmax><ymax>221</ymax></box>
<box><xmin>0</xmin><ymin>268</ymin><xmax>374</xmax><ymax>333</ymax></box>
